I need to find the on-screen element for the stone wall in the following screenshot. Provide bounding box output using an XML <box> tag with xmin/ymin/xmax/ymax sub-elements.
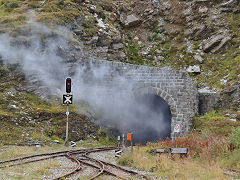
<box><xmin>199</xmin><ymin>93</ymin><xmax>220</xmax><ymax>115</ymax></box>
<box><xmin>81</xmin><ymin>59</ymin><xmax>199</xmax><ymax>139</ymax></box>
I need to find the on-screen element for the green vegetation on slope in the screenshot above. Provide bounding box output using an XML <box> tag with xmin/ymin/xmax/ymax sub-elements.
<box><xmin>0</xmin><ymin>0</ymin><xmax>80</xmax><ymax>28</ymax></box>
<box><xmin>0</xmin><ymin>63</ymin><xmax>104</xmax><ymax>145</ymax></box>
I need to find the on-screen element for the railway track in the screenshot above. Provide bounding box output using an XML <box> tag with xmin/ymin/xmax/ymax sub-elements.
<box><xmin>76</xmin><ymin>155</ymin><xmax>149</xmax><ymax>180</ymax></box>
<box><xmin>0</xmin><ymin>146</ymin><xmax>149</xmax><ymax>180</ymax></box>
<box><xmin>0</xmin><ymin>147</ymin><xmax>114</xmax><ymax>168</ymax></box>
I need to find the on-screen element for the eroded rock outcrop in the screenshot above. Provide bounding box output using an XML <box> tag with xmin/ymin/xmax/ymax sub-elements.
<box><xmin>203</xmin><ymin>35</ymin><xmax>231</xmax><ymax>53</ymax></box>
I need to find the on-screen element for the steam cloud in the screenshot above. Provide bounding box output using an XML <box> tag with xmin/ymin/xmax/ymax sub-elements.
<box><xmin>0</xmin><ymin>14</ymin><xmax>171</xmax><ymax>143</ymax></box>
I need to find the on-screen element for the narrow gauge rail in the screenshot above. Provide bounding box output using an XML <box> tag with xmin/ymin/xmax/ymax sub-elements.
<box><xmin>0</xmin><ymin>146</ymin><xmax>149</xmax><ymax>180</ymax></box>
<box><xmin>0</xmin><ymin>147</ymin><xmax>116</xmax><ymax>168</ymax></box>
<box><xmin>53</xmin><ymin>147</ymin><xmax>116</xmax><ymax>179</ymax></box>
<box><xmin>55</xmin><ymin>148</ymin><xmax>149</xmax><ymax>180</ymax></box>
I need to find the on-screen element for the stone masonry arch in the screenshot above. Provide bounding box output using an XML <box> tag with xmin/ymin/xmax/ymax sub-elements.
<box><xmin>132</xmin><ymin>87</ymin><xmax>182</xmax><ymax>139</ymax></box>
<box><xmin>80</xmin><ymin>59</ymin><xmax>199</xmax><ymax>139</ymax></box>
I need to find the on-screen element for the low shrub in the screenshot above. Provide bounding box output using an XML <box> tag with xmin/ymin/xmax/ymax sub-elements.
<box><xmin>147</xmin><ymin>132</ymin><xmax>230</xmax><ymax>159</ymax></box>
<box><xmin>117</xmin><ymin>155</ymin><xmax>133</xmax><ymax>166</ymax></box>
<box><xmin>2</xmin><ymin>0</ymin><xmax>21</xmax><ymax>12</ymax></box>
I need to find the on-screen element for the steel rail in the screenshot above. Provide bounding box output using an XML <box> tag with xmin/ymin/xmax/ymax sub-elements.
<box><xmin>77</xmin><ymin>157</ymin><xmax>126</xmax><ymax>180</ymax></box>
<box><xmin>0</xmin><ymin>146</ymin><xmax>149</xmax><ymax>180</ymax></box>
<box><xmin>85</xmin><ymin>156</ymin><xmax>105</xmax><ymax>180</ymax></box>
<box><xmin>49</xmin><ymin>146</ymin><xmax>117</xmax><ymax>179</ymax></box>
<box><xmin>0</xmin><ymin>147</ymin><xmax>116</xmax><ymax>168</ymax></box>
<box><xmin>0</xmin><ymin>149</ymin><xmax>75</xmax><ymax>165</ymax></box>
<box><xmin>0</xmin><ymin>154</ymin><xmax>67</xmax><ymax>168</ymax></box>
<box><xmin>53</xmin><ymin>152</ymin><xmax>81</xmax><ymax>180</ymax></box>
<box><xmin>83</xmin><ymin>148</ymin><xmax>149</xmax><ymax>180</ymax></box>
<box><xmin>95</xmin><ymin>158</ymin><xmax>149</xmax><ymax>180</ymax></box>
<box><xmin>0</xmin><ymin>150</ymin><xmax>86</xmax><ymax>168</ymax></box>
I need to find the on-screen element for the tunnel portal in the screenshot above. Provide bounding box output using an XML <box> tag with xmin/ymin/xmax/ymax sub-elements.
<box><xmin>130</xmin><ymin>94</ymin><xmax>172</xmax><ymax>143</ymax></box>
<box><xmin>81</xmin><ymin>59</ymin><xmax>199</xmax><ymax>139</ymax></box>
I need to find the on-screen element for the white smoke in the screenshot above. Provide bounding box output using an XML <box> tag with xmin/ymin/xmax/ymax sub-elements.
<box><xmin>0</xmin><ymin>14</ymin><xmax>171</xmax><ymax>143</ymax></box>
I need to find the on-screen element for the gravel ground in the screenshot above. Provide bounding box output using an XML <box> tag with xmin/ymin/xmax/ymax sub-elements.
<box><xmin>88</xmin><ymin>149</ymin><xmax>154</xmax><ymax>180</ymax></box>
<box><xmin>42</xmin><ymin>148</ymin><xmax>155</xmax><ymax>180</ymax></box>
<box><xmin>42</xmin><ymin>156</ymin><xmax>77</xmax><ymax>180</ymax></box>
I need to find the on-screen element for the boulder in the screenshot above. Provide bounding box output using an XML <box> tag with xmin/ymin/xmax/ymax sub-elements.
<box><xmin>86</xmin><ymin>36</ymin><xmax>98</xmax><ymax>45</ymax></box>
<box><xmin>203</xmin><ymin>35</ymin><xmax>231</xmax><ymax>53</ymax></box>
<box><xmin>194</xmin><ymin>54</ymin><xmax>204</xmax><ymax>63</ymax></box>
<box><xmin>112</xmin><ymin>43</ymin><xmax>124</xmax><ymax>50</ymax></box>
<box><xmin>73</xmin><ymin>28</ymin><xmax>83</xmax><ymax>35</ymax></box>
<box><xmin>186</xmin><ymin>65</ymin><xmax>201</xmax><ymax>73</ymax></box>
<box><xmin>156</xmin><ymin>56</ymin><xmax>164</xmax><ymax>61</ymax></box>
<box><xmin>122</xmin><ymin>14</ymin><xmax>142</xmax><ymax>28</ymax></box>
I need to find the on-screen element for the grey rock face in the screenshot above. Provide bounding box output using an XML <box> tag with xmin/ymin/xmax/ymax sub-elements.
<box><xmin>220</xmin><ymin>84</ymin><xmax>240</xmax><ymax>109</ymax></box>
<box><xmin>198</xmin><ymin>92</ymin><xmax>220</xmax><ymax>115</ymax></box>
<box><xmin>211</xmin><ymin>36</ymin><xmax>231</xmax><ymax>53</ymax></box>
<box><xmin>97</xmin><ymin>33</ymin><xmax>112</xmax><ymax>47</ymax></box>
<box><xmin>112</xmin><ymin>35</ymin><xmax>122</xmax><ymax>43</ymax></box>
<box><xmin>220</xmin><ymin>0</ymin><xmax>238</xmax><ymax>7</ymax></box>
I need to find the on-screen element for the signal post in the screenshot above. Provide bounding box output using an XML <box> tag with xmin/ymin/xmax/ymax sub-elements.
<box><xmin>63</xmin><ymin>77</ymin><xmax>73</xmax><ymax>147</ymax></box>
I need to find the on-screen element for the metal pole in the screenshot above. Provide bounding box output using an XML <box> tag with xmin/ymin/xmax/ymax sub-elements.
<box><xmin>65</xmin><ymin>104</ymin><xmax>69</xmax><ymax>147</ymax></box>
<box><xmin>122</xmin><ymin>134</ymin><xmax>125</xmax><ymax>147</ymax></box>
<box><xmin>131</xmin><ymin>133</ymin><xmax>133</xmax><ymax>153</ymax></box>
<box><xmin>117</xmin><ymin>136</ymin><xmax>120</xmax><ymax>149</ymax></box>
<box><xmin>131</xmin><ymin>140</ymin><xmax>133</xmax><ymax>153</ymax></box>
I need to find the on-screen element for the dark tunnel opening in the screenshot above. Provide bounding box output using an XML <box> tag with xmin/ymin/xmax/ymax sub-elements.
<box><xmin>130</xmin><ymin>94</ymin><xmax>172</xmax><ymax>144</ymax></box>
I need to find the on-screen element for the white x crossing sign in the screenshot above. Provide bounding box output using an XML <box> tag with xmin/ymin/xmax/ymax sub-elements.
<box><xmin>63</xmin><ymin>94</ymin><xmax>73</xmax><ymax>104</ymax></box>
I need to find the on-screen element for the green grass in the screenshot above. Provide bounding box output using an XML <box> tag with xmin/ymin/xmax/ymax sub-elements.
<box><xmin>0</xmin><ymin>0</ymin><xmax>81</xmax><ymax>29</ymax></box>
<box><xmin>194</xmin><ymin>110</ymin><xmax>240</xmax><ymax>136</ymax></box>
<box><xmin>221</xmin><ymin>149</ymin><xmax>240</xmax><ymax>170</ymax></box>
<box><xmin>118</xmin><ymin>147</ymin><xmax>230</xmax><ymax>179</ymax></box>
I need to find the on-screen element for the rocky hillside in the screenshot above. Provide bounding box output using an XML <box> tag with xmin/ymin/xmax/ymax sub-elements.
<box><xmin>0</xmin><ymin>0</ymin><xmax>239</xmax><ymax>100</ymax></box>
<box><xmin>0</xmin><ymin>62</ymin><xmax>102</xmax><ymax>145</ymax></box>
<box><xmin>0</xmin><ymin>0</ymin><xmax>239</xmax><ymax>143</ymax></box>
